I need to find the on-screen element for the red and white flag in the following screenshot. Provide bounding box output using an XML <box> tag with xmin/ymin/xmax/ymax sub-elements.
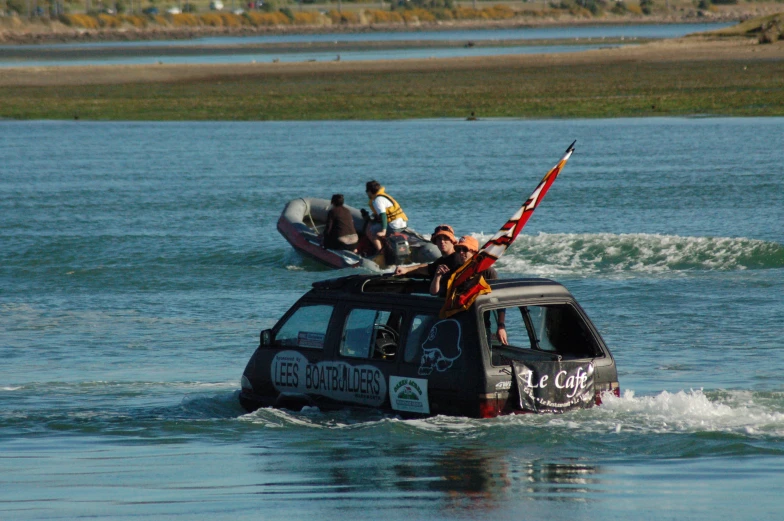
<box><xmin>441</xmin><ymin>141</ymin><xmax>576</xmax><ymax>318</ymax></box>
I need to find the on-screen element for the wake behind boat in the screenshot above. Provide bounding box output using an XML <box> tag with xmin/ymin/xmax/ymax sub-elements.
<box><xmin>277</xmin><ymin>197</ymin><xmax>441</xmax><ymax>270</ymax></box>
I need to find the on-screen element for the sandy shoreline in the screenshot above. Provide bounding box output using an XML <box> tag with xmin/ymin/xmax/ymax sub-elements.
<box><xmin>1</xmin><ymin>36</ymin><xmax>781</xmax><ymax>88</ymax></box>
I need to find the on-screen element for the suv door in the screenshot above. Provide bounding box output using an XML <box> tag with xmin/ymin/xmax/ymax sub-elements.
<box><xmin>479</xmin><ymin>302</ymin><xmax>610</xmax><ymax>414</ymax></box>
<box><xmin>253</xmin><ymin>301</ymin><xmax>338</xmax><ymax>408</ymax></box>
<box><xmin>396</xmin><ymin>310</ymin><xmax>482</xmax><ymax>416</ymax></box>
<box><xmin>332</xmin><ymin>307</ymin><xmax>404</xmax><ymax>409</ymax></box>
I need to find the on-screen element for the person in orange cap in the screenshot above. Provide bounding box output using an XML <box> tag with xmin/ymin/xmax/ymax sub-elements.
<box><xmin>394</xmin><ymin>224</ymin><xmax>460</xmax><ymax>277</ymax></box>
<box><xmin>429</xmin><ymin>235</ymin><xmax>492</xmax><ymax>295</ymax></box>
<box><xmin>430</xmin><ymin>235</ymin><xmax>507</xmax><ymax>344</ymax></box>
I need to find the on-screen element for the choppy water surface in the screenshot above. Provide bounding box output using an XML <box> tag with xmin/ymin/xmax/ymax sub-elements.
<box><xmin>1</xmin><ymin>117</ymin><xmax>783</xmax><ymax>520</ymax></box>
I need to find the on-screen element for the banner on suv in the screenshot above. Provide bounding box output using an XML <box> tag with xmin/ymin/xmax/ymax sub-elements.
<box><xmin>513</xmin><ymin>360</ymin><xmax>595</xmax><ymax>413</ymax></box>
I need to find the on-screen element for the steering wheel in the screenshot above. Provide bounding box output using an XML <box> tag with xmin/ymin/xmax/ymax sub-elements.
<box><xmin>373</xmin><ymin>324</ymin><xmax>399</xmax><ymax>359</ymax></box>
<box><xmin>374</xmin><ymin>324</ymin><xmax>398</xmax><ymax>340</ymax></box>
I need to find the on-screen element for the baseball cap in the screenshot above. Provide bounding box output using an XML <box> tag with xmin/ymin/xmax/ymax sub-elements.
<box><xmin>456</xmin><ymin>235</ymin><xmax>479</xmax><ymax>253</ymax></box>
<box><xmin>431</xmin><ymin>224</ymin><xmax>457</xmax><ymax>244</ymax></box>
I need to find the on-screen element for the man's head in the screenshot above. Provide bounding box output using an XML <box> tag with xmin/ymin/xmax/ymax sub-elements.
<box><xmin>365</xmin><ymin>180</ymin><xmax>381</xmax><ymax>196</ymax></box>
<box><xmin>330</xmin><ymin>194</ymin><xmax>344</xmax><ymax>206</ymax></box>
<box><xmin>431</xmin><ymin>224</ymin><xmax>457</xmax><ymax>255</ymax></box>
<box><xmin>455</xmin><ymin>236</ymin><xmax>479</xmax><ymax>262</ymax></box>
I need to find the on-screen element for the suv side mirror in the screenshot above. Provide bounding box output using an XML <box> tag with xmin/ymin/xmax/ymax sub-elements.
<box><xmin>260</xmin><ymin>329</ymin><xmax>273</xmax><ymax>347</ymax></box>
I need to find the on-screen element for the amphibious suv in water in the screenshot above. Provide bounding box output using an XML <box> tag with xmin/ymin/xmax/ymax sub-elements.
<box><xmin>239</xmin><ymin>275</ymin><xmax>619</xmax><ymax>418</ymax></box>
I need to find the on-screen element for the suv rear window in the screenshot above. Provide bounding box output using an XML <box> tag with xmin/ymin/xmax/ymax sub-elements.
<box><xmin>484</xmin><ymin>304</ymin><xmax>600</xmax><ymax>363</ymax></box>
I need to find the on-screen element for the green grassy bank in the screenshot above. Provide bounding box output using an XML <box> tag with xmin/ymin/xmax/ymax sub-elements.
<box><xmin>2</xmin><ymin>51</ymin><xmax>783</xmax><ymax>120</ymax></box>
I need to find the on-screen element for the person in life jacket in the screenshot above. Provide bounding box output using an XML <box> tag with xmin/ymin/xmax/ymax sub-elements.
<box><xmin>365</xmin><ymin>180</ymin><xmax>408</xmax><ymax>254</ymax></box>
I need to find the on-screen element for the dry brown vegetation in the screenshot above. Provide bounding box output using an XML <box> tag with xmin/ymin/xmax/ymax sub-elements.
<box><xmin>2</xmin><ymin>2</ymin><xmax>783</xmax><ymax>44</ymax></box>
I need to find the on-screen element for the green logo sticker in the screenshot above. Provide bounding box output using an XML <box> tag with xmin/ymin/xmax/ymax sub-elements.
<box><xmin>389</xmin><ymin>376</ymin><xmax>429</xmax><ymax>415</ymax></box>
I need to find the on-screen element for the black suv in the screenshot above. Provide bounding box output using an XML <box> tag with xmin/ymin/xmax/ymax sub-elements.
<box><xmin>239</xmin><ymin>275</ymin><xmax>619</xmax><ymax>418</ymax></box>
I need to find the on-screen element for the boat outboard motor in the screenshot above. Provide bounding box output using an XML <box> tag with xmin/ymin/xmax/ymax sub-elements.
<box><xmin>411</xmin><ymin>241</ymin><xmax>441</xmax><ymax>263</ymax></box>
<box><xmin>385</xmin><ymin>233</ymin><xmax>411</xmax><ymax>265</ymax></box>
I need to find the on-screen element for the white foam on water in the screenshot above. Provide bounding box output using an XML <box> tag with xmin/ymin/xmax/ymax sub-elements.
<box><xmin>591</xmin><ymin>389</ymin><xmax>784</xmax><ymax>436</ymax></box>
<box><xmin>240</xmin><ymin>405</ymin><xmax>336</xmax><ymax>428</ymax></box>
<box><xmin>469</xmin><ymin>232</ymin><xmax>784</xmax><ymax>276</ymax></box>
<box><xmin>179</xmin><ymin>381</ymin><xmax>238</xmax><ymax>389</ymax></box>
<box><xmin>234</xmin><ymin>389</ymin><xmax>784</xmax><ymax>440</ymax></box>
<box><xmin>282</xmin><ymin>248</ymin><xmax>306</xmax><ymax>270</ymax></box>
<box><xmin>275</xmin><ymin>232</ymin><xmax>782</xmax><ymax>276</ymax></box>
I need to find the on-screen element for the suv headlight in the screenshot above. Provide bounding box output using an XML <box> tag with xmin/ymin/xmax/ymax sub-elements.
<box><xmin>241</xmin><ymin>375</ymin><xmax>253</xmax><ymax>392</ymax></box>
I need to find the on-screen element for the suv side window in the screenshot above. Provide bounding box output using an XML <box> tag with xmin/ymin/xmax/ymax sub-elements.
<box><xmin>340</xmin><ymin>308</ymin><xmax>402</xmax><ymax>361</ymax></box>
<box><xmin>274</xmin><ymin>304</ymin><xmax>333</xmax><ymax>349</ymax></box>
<box><xmin>484</xmin><ymin>307</ymin><xmax>527</xmax><ymax>349</ymax></box>
<box><xmin>484</xmin><ymin>304</ymin><xmax>600</xmax><ymax>363</ymax></box>
<box><xmin>526</xmin><ymin>305</ymin><xmax>599</xmax><ymax>358</ymax></box>
<box><xmin>404</xmin><ymin>314</ymin><xmax>439</xmax><ymax>364</ymax></box>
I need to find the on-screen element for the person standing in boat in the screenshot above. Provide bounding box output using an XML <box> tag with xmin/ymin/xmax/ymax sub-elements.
<box><xmin>365</xmin><ymin>180</ymin><xmax>408</xmax><ymax>254</ymax></box>
<box><xmin>394</xmin><ymin>224</ymin><xmax>459</xmax><ymax>277</ymax></box>
<box><xmin>322</xmin><ymin>194</ymin><xmax>359</xmax><ymax>251</ymax></box>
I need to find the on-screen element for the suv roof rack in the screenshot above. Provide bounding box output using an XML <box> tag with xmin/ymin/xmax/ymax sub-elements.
<box><xmin>312</xmin><ymin>274</ymin><xmax>431</xmax><ymax>295</ymax></box>
<box><xmin>311</xmin><ymin>274</ymin><xmax>561</xmax><ymax>296</ymax></box>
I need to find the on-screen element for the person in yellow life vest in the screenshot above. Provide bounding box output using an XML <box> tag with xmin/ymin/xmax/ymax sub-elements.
<box><xmin>365</xmin><ymin>180</ymin><xmax>408</xmax><ymax>254</ymax></box>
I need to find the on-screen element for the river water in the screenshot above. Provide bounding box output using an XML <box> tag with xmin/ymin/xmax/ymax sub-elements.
<box><xmin>0</xmin><ymin>22</ymin><xmax>730</xmax><ymax>66</ymax></box>
<box><xmin>1</xmin><ymin>117</ymin><xmax>783</xmax><ymax>520</ymax></box>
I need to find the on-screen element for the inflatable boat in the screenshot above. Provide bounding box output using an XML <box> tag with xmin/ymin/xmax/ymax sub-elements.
<box><xmin>277</xmin><ymin>198</ymin><xmax>441</xmax><ymax>270</ymax></box>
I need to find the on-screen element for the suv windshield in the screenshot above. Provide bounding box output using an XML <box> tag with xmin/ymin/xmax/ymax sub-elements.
<box><xmin>484</xmin><ymin>304</ymin><xmax>600</xmax><ymax>363</ymax></box>
<box><xmin>274</xmin><ymin>304</ymin><xmax>334</xmax><ymax>349</ymax></box>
